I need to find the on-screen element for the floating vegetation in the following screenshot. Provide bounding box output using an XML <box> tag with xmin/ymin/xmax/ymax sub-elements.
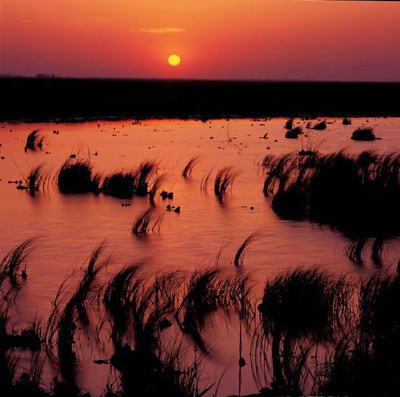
<box><xmin>262</xmin><ymin>151</ymin><xmax>400</xmax><ymax>265</ymax></box>
<box><xmin>351</xmin><ymin>127</ymin><xmax>379</xmax><ymax>141</ymax></box>
<box><xmin>24</xmin><ymin>130</ymin><xmax>44</xmax><ymax>152</ymax></box>
<box><xmin>214</xmin><ymin>167</ymin><xmax>237</xmax><ymax>203</ymax></box>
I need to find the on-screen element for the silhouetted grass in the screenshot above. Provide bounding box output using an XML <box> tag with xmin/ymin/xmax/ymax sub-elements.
<box><xmin>102</xmin><ymin>161</ymin><xmax>156</xmax><ymax>199</ymax></box>
<box><xmin>234</xmin><ymin>233</ymin><xmax>259</xmax><ymax>267</ymax></box>
<box><xmin>284</xmin><ymin>119</ymin><xmax>294</xmax><ymax>129</ymax></box>
<box><xmin>253</xmin><ymin>269</ymin><xmax>350</xmax><ymax>395</ymax></box>
<box><xmin>57</xmin><ymin>159</ymin><xmax>100</xmax><ymax>194</ymax></box>
<box><xmin>214</xmin><ymin>167</ymin><xmax>237</xmax><ymax>203</ymax></box>
<box><xmin>45</xmin><ymin>244</ymin><xmax>108</xmax><ymax>395</ymax></box>
<box><xmin>320</xmin><ymin>274</ymin><xmax>400</xmax><ymax>397</ymax></box>
<box><xmin>182</xmin><ymin>157</ymin><xmax>200</xmax><ymax>178</ymax></box>
<box><xmin>149</xmin><ymin>174</ymin><xmax>167</xmax><ymax>206</ymax></box>
<box><xmin>0</xmin><ymin>240</ymin><xmax>45</xmax><ymax>396</ymax></box>
<box><xmin>3</xmin><ymin>241</ymin><xmax>400</xmax><ymax>397</ymax></box>
<box><xmin>102</xmin><ymin>171</ymin><xmax>136</xmax><ymax>199</ymax></box>
<box><xmin>298</xmin><ymin>139</ymin><xmax>321</xmax><ymax>157</ymax></box>
<box><xmin>21</xmin><ymin>166</ymin><xmax>49</xmax><ymax>196</ymax></box>
<box><xmin>200</xmin><ymin>170</ymin><xmax>213</xmax><ymax>192</ymax></box>
<box><xmin>103</xmin><ymin>266</ymin><xmax>207</xmax><ymax>396</ymax></box>
<box><xmin>133</xmin><ymin>161</ymin><xmax>156</xmax><ymax>196</ymax></box>
<box><xmin>24</xmin><ymin>130</ymin><xmax>44</xmax><ymax>152</ymax></box>
<box><xmin>131</xmin><ymin>208</ymin><xmax>163</xmax><ymax>236</ymax></box>
<box><xmin>313</xmin><ymin>120</ymin><xmax>327</xmax><ymax>130</ymax></box>
<box><xmin>351</xmin><ymin>127</ymin><xmax>378</xmax><ymax>141</ymax></box>
<box><xmin>262</xmin><ymin>151</ymin><xmax>400</xmax><ymax>266</ymax></box>
<box><xmin>0</xmin><ymin>239</ymin><xmax>35</xmax><ymax>300</ymax></box>
<box><xmin>285</xmin><ymin>126</ymin><xmax>302</xmax><ymax>139</ymax></box>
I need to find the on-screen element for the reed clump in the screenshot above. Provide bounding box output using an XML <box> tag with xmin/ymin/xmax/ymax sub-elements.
<box><xmin>313</xmin><ymin>120</ymin><xmax>327</xmax><ymax>130</ymax></box>
<box><xmin>101</xmin><ymin>161</ymin><xmax>156</xmax><ymax>198</ymax></box>
<box><xmin>3</xmin><ymin>241</ymin><xmax>400</xmax><ymax>397</ymax></box>
<box><xmin>131</xmin><ymin>208</ymin><xmax>163</xmax><ymax>236</ymax></box>
<box><xmin>24</xmin><ymin>130</ymin><xmax>44</xmax><ymax>152</ymax></box>
<box><xmin>102</xmin><ymin>171</ymin><xmax>136</xmax><ymax>199</ymax></box>
<box><xmin>351</xmin><ymin>127</ymin><xmax>379</xmax><ymax>141</ymax></box>
<box><xmin>57</xmin><ymin>159</ymin><xmax>100</xmax><ymax>194</ymax></box>
<box><xmin>262</xmin><ymin>151</ymin><xmax>400</xmax><ymax>265</ymax></box>
<box><xmin>21</xmin><ymin>165</ymin><xmax>50</xmax><ymax>196</ymax></box>
<box><xmin>285</xmin><ymin>126</ymin><xmax>302</xmax><ymax>139</ymax></box>
<box><xmin>182</xmin><ymin>157</ymin><xmax>200</xmax><ymax>178</ymax></box>
<box><xmin>214</xmin><ymin>167</ymin><xmax>237</xmax><ymax>203</ymax></box>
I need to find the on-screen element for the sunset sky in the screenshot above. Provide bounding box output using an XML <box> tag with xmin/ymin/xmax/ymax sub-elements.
<box><xmin>1</xmin><ymin>0</ymin><xmax>400</xmax><ymax>81</ymax></box>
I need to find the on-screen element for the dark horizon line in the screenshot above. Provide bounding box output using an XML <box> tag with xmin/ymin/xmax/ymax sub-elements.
<box><xmin>1</xmin><ymin>74</ymin><xmax>399</xmax><ymax>85</ymax></box>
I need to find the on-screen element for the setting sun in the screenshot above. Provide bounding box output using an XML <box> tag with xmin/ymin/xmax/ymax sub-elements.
<box><xmin>168</xmin><ymin>54</ymin><xmax>181</xmax><ymax>67</ymax></box>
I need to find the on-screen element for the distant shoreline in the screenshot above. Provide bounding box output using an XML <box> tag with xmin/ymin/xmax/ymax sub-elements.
<box><xmin>1</xmin><ymin>77</ymin><xmax>399</xmax><ymax>122</ymax></box>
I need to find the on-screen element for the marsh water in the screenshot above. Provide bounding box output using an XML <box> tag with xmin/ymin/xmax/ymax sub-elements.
<box><xmin>1</xmin><ymin>117</ymin><xmax>399</xmax><ymax>395</ymax></box>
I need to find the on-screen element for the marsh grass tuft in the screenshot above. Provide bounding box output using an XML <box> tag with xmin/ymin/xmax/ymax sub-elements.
<box><xmin>234</xmin><ymin>233</ymin><xmax>259</xmax><ymax>267</ymax></box>
<box><xmin>24</xmin><ymin>130</ymin><xmax>45</xmax><ymax>152</ymax></box>
<box><xmin>214</xmin><ymin>167</ymin><xmax>237</xmax><ymax>203</ymax></box>
<box><xmin>285</xmin><ymin>126</ymin><xmax>302</xmax><ymax>139</ymax></box>
<box><xmin>2</xmin><ymin>241</ymin><xmax>400</xmax><ymax>397</ymax></box>
<box><xmin>182</xmin><ymin>157</ymin><xmax>200</xmax><ymax>178</ymax></box>
<box><xmin>313</xmin><ymin>120</ymin><xmax>327</xmax><ymax>130</ymax></box>
<box><xmin>102</xmin><ymin>171</ymin><xmax>136</xmax><ymax>199</ymax></box>
<box><xmin>132</xmin><ymin>208</ymin><xmax>163</xmax><ymax>236</ymax></box>
<box><xmin>22</xmin><ymin>165</ymin><xmax>49</xmax><ymax>196</ymax></box>
<box><xmin>57</xmin><ymin>158</ymin><xmax>100</xmax><ymax>194</ymax></box>
<box><xmin>351</xmin><ymin>127</ymin><xmax>379</xmax><ymax>141</ymax></box>
<box><xmin>262</xmin><ymin>151</ymin><xmax>400</xmax><ymax>265</ymax></box>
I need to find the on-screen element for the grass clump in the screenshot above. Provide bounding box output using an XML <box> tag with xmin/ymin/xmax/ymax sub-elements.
<box><xmin>313</xmin><ymin>120</ymin><xmax>327</xmax><ymax>130</ymax></box>
<box><xmin>351</xmin><ymin>127</ymin><xmax>379</xmax><ymax>141</ymax></box>
<box><xmin>24</xmin><ymin>130</ymin><xmax>44</xmax><ymax>152</ymax></box>
<box><xmin>285</xmin><ymin>126</ymin><xmax>302</xmax><ymax>139</ymax></box>
<box><xmin>214</xmin><ymin>167</ymin><xmax>237</xmax><ymax>203</ymax></box>
<box><xmin>253</xmin><ymin>269</ymin><xmax>350</xmax><ymax>395</ymax></box>
<box><xmin>182</xmin><ymin>157</ymin><xmax>200</xmax><ymax>178</ymax></box>
<box><xmin>57</xmin><ymin>159</ymin><xmax>100</xmax><ymax>194</ymax></box>
<box><xmin>131</xmin><ymin>208</ymin><xmax>163</xmax><ymax>236</ymax></box>
<box><xmin>284</xmin><ymin>119</ymin><xmax>294</xmax><ymax>129</ymax></box>
<box><xmin>263</xmin><ymin>151</ymin><xmax>400</xmax><ymax>265</ymax></box>
<box><xmin>102</xmin><ymin>171</ymin><xmax>136</xmax><ymax>199</ymax></box>
<box><xmin>19</xmin><ymin>166</ymin><xmax>49</xmax><ymax>196</ymax></box>
<box><xmin>133</xmin><ymin>161</ymin><xmax>156</xmax><ymax>196</ymax></box>
<box><xmin>102</xmin><ymin>161</ymin><xmax>156</xmax><ymax>199</ymax></box>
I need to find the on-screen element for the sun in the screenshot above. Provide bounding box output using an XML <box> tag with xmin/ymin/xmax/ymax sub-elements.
<box><xmin>168</xmin><ymin>54</ymin><xmax>181</xmax><ymax>67</ymax></box>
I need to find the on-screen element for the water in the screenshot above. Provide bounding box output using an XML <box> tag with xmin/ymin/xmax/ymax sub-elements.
<box><xmin>0</xmin><ymin>117</ymin><xmax>399</xmax><ymax>395</ymax></box>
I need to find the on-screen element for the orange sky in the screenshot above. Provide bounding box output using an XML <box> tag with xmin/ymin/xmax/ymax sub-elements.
<box><xmin>1</xmin><ymin>0</ymin><xmax>400</xmax><ymax>81</ymax></box>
